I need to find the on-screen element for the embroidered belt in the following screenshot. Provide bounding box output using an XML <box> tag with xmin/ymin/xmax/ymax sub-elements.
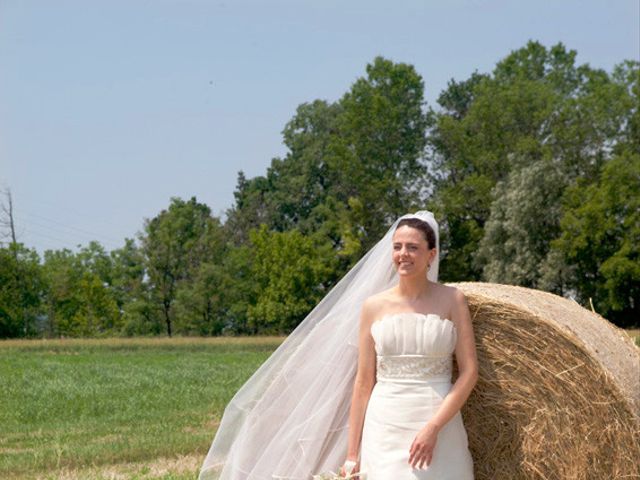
<box><xmin>376</xmin><ymin>355</ymin><xmax>452</xmax><ymax>381</ymax></box>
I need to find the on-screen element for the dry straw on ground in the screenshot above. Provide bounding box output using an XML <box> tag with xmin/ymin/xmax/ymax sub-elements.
<box><xmin>448</xmin><ymin>282</ymin><xmax>639</xmax><ymax>480</ymax></box>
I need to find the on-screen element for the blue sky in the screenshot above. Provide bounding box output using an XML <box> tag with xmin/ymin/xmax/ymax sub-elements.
<box><xmin>1</xmin><ymin>0</ymin><xmax>638</xmax><ymax>255</ymax></box>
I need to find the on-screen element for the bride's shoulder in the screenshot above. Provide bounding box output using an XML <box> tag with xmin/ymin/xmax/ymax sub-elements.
<box><xmin>364</xmin><ymin>288</ymin><xmax>396</xmax><ymax>306</ymax></box>
<box><xmin>431</xmin><ymin>281</ymin><xmax>460</xmax><ymax>296</ymax></box>
<box><xmin>429</xmin><ymin>282</ymin><xmax>467</xmax><ymax>308</ymax></box>
<box><xmin>361</xmin><ymin>289</ymin><xmax>393</xmax><ymax>318</ymax></box>
<box><xmin>436</xmin><ymin>284</ymin><xmax>469</xmax><ymax>315</ymax></box>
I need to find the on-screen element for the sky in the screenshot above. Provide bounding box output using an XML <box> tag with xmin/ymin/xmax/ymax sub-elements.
<box><xmin>1</xmin><ymin>0</ymin><xmax>638</xmax><ymax>256</ymax></box>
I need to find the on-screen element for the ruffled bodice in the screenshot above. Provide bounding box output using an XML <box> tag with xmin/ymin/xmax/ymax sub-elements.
<box><xmin>370</xmin><ymin>312</ymin><xmax>457</xmax><ymax>382</ymax></box>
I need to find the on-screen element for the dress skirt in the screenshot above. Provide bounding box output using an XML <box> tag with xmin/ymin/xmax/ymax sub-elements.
<box><xmin>360</xmin><ymin>378</ymin><xmax>474</xmax><ymax>480</ymax></box>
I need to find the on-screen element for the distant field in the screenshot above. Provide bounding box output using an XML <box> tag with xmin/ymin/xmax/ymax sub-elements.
<box><xmin>626</xmin><ymin>329</ymin><xmax>640</xmax><ymax>346</ymax></box>
<box><xmin>0</xmin><ymin>337</ymin><xmax>284</xmax><ymax>480</ymax></box>
<box><xmin>626</xmin><ymin>328</ymin><xmax>640</xmax><ymax>338</ymax></box>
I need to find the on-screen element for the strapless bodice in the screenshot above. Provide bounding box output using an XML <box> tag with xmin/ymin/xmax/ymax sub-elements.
<box><xmin>371</xmin><ymin>312</ymin><xmax>457</xmax><ymax>382</ymax></box>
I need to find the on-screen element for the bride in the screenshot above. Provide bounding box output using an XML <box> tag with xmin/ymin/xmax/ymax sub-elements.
<box><xmin>341</xmin><ymin>215</ymin><xmax>476</xmax><ymax>479</ymax></box>
<box><xmin>198</xmin><ymin>211</ymin><xmax>477</xmax><ymax>480</ymax></box>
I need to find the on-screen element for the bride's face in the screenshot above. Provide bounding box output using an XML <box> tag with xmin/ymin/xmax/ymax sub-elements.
<box><xmin>392</xmin><ymin>225</ymin><xmax>434</xmax><ymax>276</ymax></box>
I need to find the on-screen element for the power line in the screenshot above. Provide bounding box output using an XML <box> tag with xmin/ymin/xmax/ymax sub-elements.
<box><xmin>21</xmin><ymin>227</ymin><xmax>83</xmax><ymax>248</ymax></box>
<box><xmin>15</xmin><ymin>208</ymin><xmax>124</xmax><ymax>245</ymax></box>
<box><xmin>1</xmin><ymin>194</ymin><xmax>151</xmax><ymax>253</ymax></box>
<box><xmin>21</xmin><ymin>226</ymin><xmax>120</xmax><ymax>252</ymax></box>
<box><xmin>18</xmin><ymin>198</ymin><xmax>138</xmax><ymax>232</ymax></box>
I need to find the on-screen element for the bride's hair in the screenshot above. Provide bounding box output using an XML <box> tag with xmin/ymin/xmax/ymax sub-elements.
<box><xmin>395</xmin><ymin>217</ymin><xmax>436</xmax><ymax>249</ymax></box>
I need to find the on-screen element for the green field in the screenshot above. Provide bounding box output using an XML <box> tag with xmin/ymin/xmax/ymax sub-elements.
<box><xmin>2</xmin><ymin>331</ymin><xmax>638</xmax><ymax>479</ymax></box>
<box><xmin>0</xmin><ymin>337</ymin><xmax>284</xmax><ymax>480</ymax></box>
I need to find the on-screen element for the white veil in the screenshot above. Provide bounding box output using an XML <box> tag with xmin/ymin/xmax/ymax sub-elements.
<box><xmin>199</xmin><ymin>210</ymin><xmax>440</xmax><ymax>480</ymax></box>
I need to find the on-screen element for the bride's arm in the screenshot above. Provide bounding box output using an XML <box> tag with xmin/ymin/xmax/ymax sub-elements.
<box><xmin>409</xmin><ymin>288</ymin><xmax>478</xmax><ymax>468</ymax></box>
<box><xmin>345</xmin><ymin>298</ymin><xmax>377</xmax><ymax>465</ymax></box>
<box><xmin>427</xmin><ymin>288</ymin><xmax>479</xmax><ymax>432</ymax></box>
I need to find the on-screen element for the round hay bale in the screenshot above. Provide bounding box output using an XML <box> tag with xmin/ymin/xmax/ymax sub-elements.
<box><xmin>447</xmin><ymin>282</ymin><xmax>639</xmax><ymax>480</ymax></box>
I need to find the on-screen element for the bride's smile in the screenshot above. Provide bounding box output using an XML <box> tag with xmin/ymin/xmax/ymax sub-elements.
<box><xmin>392</xmin><ymin>225</ymin><xmax>436</xmax><ymax>276</ymax></box>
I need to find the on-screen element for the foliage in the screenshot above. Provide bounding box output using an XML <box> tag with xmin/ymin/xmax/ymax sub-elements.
<box><xmin>429</xmin><ymin>41</ymin><xmax>637</xmax><ymax>286</ymax></box>
<box><xmin>225</xmin><ymin>56</ymin><xmax>429</xmax><ymax>263</ymax></box>
<box><xmin>246</xmin><ymin>225</ymin><xmax>334</xmax><ymax>333</ymax></box>
<box><xmin>139</xmin><ymin>196</ymin><xmax>225</xmax><ymax>336</ymax></box>
<box><xmin>476</xmin><ymin>158</ymin><xmax>567</xmax><ymax>288</ymax></box>
<box><xmin>0</xmin><ymin>243</ymin><xmax>43</xmax><ymax>337</ymax></box>
<box><xmin>551</xmin><ymin>151</ymin><xmax>640</xmax><ymax>326</ymax></box>
<box><xmin>41</xmin><ymin>245</ymin><xmax>121</xmax><ymax>337</ymax></box>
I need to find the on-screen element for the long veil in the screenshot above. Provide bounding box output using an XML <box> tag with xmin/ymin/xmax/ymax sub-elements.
<box><xmin>199</xmin><ymin>210</ymin><xmax>440</xmax><ymax>480</ymax></box>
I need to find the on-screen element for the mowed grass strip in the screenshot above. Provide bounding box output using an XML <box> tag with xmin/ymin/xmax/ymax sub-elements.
<box><xmin>0</xmin><ymin>337</ymin><xmax>284</xmax><ymax>479</ymax></box>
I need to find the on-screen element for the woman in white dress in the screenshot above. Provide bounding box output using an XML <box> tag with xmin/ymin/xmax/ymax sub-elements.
<box><xmin>198</xmin><ymin>211</ymin><xmax>476</xmax><ymax>480</ymax></box>
<box><xmin>341</xmin><ymin>217</ymin><xmax>477</xmax><ymax>479</ymax></box>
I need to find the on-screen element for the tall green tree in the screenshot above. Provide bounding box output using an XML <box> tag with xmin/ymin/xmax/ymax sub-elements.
<box><xmin>611</xmin><ymin>60</ymin><xmax>640</xmax><ymax>155</ymax></box>
<box><xmin>246</xmin><ymin>225</ymin><xmax>333</xmax><ymax>333</ymax></box>
<box><xmin>110</xmin><ymin>238</ymin><xmax>145</xmax><ymax>314</ymax></box>
<box><xmin>226</xmin><ymin>56</ymin><xmax>429</xmax><ymax>270</ymax></box>
<box><xmin>428</xmin><ymin>41</ymin><xmax>637</xmax><ymax>282</ymax></box>
<box><xmin>225</xmin><ymin>100</ymin><xmax>340</xmax><ymax>243</ymax></box>
<box><xmin>0</xmin><ymin>243</ymin><xmax>43</xmax><ymax>337</ymax></box>
<box><xmin>41</xmin><ymin>249</ymin><xmax>82</xmax><ymax>336</ymax></box>
<box><xmin>140</xmin><ymin>196</ymin><xmax>223</xmax><ymax>336</ymax></box>
<box><xmin>41</xmin><ymin>246</ymin><xmax>120</xmax><ymax>337</ymax></box>
<box><xmin>476</xmin><ymin>158</ymin><xmax>567</xmax><ymax>288</ymax></box>
<box><xmin>551</xmin><ymin>151</ymin><xmax>640</xmax><ymax>326</ymax></box>
<box><xmin>326</xmin><ymin>56</ymin><xmax>429</xmax><ymax>253</ymax></box>
<box><xmin>172</xmin><ymin>221</ymin><xmax>227</xmax><ymax>336</ymax></box>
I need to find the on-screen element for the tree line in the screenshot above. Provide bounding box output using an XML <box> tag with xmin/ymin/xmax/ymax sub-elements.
<box><xmin>1</xmin><ymin>41</ymin><xmax>638</xmax><ymax>338</ymax></box>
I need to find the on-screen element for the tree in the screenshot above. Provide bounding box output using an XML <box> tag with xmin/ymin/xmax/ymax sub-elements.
<box><xmin>551</xmin><ymin>151</ymin><xmax>640</xmax><ymax>326</ymax></box>
<box><xmin>476</xmin><ymin>158</ymin><xmax>567</xmax><ymax>288</ymax></box>
<box><xmin>428</xmin><ymin>41</ymin><xmax>637</xmax><ymax>282</ymax></box>
<box><xmin>0</xmin><ymin>188</ymin><xmax>39</xmax><ymax>336</ymax></box>
<box><xmin>226</xmin><ymin>56</ymin><xmax>430</xmax><ymax>274</ymax></box>
<box><xmin>0</xmin><ymin>244</ymin><xmax>43</xmax><ymax>337</ymax></box>
<box><xmin>326</xmin><ymin>56</ymin><xmax>429</xmax><ymax>254</ymax></box>
<box><xmin>41</xmin><ymin>246</ymin><xmax>120</xmax><ymax>337</ymax></box>
<box><xmin>75</xmin><ymin>241</ymin><xmax>121</xmax><ymax>334</ymax></box>
<box><xmin>611</xmin><ymin>60</ymin><xmax>640</xmax><ymax>155</ymax></box>
<box><xmin>246</xmin><ymin>225</ymin><xmax>333</xmax><ymax>333</ymax></box>
<box><xmin>140</xmin><ymin>196</ymin><xmax>224</xmax><ymax>336</ymax></box>
<box><xmin>171</xmin><ymin>217</ymin><xmax>228</xmax><ymax>336</ymax></box>
<box><xmin>110</xmin><ymin>238</ymin><xmax>145</xmax><ymax>316</ymax></box>
<box><xmin>224</xmin><ymin>99</ymin><xmax>341</xmax><ymax>244</ymax></box>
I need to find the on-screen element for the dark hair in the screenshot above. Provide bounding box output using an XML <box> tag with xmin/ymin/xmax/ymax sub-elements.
<box><xmin>395</xmin><ymin>218</ymin><xmax>436</xmax><ymax>249</ymax></box>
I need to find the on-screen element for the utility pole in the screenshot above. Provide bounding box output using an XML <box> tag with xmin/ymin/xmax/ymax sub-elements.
<box><xmin>0</xmin><ymin>187</ymin><xmax>18</xmax><ymax>245</ymax></box>
<box><xmin>1</xmin><ymin>188</ymin><xmax>28</xmax><ymax>335</ymax></box>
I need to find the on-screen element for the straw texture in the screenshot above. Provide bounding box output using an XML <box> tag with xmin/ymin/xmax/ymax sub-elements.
<box><xmin>448</xmin><ymin>282</ymin><xmax>639</xmax><ymax>480</ymax></box>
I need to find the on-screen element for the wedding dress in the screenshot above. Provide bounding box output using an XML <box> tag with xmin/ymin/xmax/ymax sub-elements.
<box><xmin>359</xmin><ymin>311</ymin><xmax>474</xmax><ymax>480</ymax></box>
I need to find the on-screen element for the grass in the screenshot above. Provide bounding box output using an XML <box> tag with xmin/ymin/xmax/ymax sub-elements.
<box><xmin>1</xmin><ymin>329</ymin><xmax>637</xmax><ymax>479</ymax></box>
<box><xmin>0</xmin><ymin>336</ymin><xmax>284</xmax><ymax>480</ymax></box>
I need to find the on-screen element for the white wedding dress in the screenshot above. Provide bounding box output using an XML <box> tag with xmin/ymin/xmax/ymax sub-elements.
<box><xmin>359</xmin><ymin>312</ymin><xmax>475</xmax><ymax>479</ymax></box>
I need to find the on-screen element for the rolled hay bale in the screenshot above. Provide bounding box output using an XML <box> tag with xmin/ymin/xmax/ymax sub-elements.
<box><xmin>448</xmin><ymin>282</ymin><xmax>639</xmax><ymax>480</ymax></box>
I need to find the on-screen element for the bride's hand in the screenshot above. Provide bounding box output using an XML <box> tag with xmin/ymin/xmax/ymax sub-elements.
<box><xmin>339</xmin><ymin>458</ymin><xmax>360</xmax><ymax>478</ymax></box>
<box><xmin>408</xmin><ymin>422</ymin><xmax>439</xmax><ymax>469</ymax></box>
